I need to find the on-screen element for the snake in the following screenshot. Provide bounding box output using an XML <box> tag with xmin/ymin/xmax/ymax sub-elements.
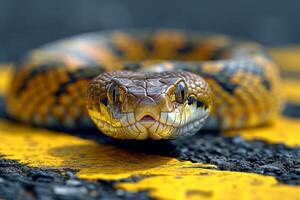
<box><xmin>5</xmin><ymin>29</ymin><xmax>283</xmax><ymax>140</ymax></box>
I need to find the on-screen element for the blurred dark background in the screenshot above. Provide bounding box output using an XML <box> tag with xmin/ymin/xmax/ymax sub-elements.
<box><xmin>1</xmin><ymin>0</ymin><xmax>300</xmax><ymax>61</ymax></box>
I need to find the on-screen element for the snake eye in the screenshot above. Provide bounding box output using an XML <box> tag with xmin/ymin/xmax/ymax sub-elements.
<box><xmin>175</xmin><ymin>81</ymin><xmax>188</xmax><ymax>104</ymax></box>
<box><xmin>108</xmin><ymin>84</ymin><xmax>120</xmax><ymax>104</ymax></box>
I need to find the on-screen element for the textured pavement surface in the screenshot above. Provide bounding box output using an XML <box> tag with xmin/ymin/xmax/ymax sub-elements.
<box><xmin>0</xmin><ymin>48</ymin><xmax>299</xmax><ymax>199</ymax></box>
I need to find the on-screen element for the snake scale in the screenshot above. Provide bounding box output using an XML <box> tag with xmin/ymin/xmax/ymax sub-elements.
<box><xmin>6</xmin><ymin>29</ymin><xmax>283</xmax><ymax>139</ymax></box>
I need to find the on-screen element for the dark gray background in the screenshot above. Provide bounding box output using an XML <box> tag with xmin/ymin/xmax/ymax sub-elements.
<box><xmin>1</xmin><ymin>0</ymin><xmax>299</xmax><ymax>61</ymax></box>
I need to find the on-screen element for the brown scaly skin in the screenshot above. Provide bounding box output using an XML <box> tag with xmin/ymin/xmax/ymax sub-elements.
<box><xmin>5</xmin><ymin>30</ymin><xmax>283</xmax><ymax>139</ymax></box>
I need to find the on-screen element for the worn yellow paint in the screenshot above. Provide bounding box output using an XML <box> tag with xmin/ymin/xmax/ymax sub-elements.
<box><xmin>226</xmin><ymin>116</ymin><xmax>300</xmax><ymax>147</ymax></box>
<box><xmin>118</xmin><ymin>170</ymin><xmax>300</xmax><ymax>200</ymax></box>
<box><xmin>270</xmin><ymin>46</ymin><xmax>300</xmax><ymax>73</ymax></box>
<box><xmin>0</xmin><ymin>64</ymin><xmax>14</xmax><ymax>95</ymax></box>
<box><xmin>0</xmin><ymin>119</ymin><xmax>299</xmax><ymax>200</ymax></box>
<box><xmin>283</xmin><ymin>79</ymin><xmax>300</xmax><ymax>103</ymax></box>
<box><xmin>0</xmin><ymin>119</ymin><xmax>214</xmax><ymax>180</ymax></box>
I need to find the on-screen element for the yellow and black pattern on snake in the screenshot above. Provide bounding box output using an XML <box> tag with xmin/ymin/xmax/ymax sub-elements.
<box><xmin>6</xmin><ymin>30</ymin><xmax>283</xmax><ymax>139</ymax></box>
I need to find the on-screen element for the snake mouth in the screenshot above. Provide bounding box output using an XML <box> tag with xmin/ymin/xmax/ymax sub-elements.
<box><xmin>139</xmin><ymin>115</ymin><xmax>157</xmax><ymax>128</ymax></box>
<box><xmin>140</xmin><ymin>115</ymin><xmax>155</xmax><ymax>121</ymax></box>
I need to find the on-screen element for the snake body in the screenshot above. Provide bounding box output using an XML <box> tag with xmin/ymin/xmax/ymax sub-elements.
<box><xmin>6</xmin><ymin>30</ymin><xmax>283</xmax><ymax>139</ymax></box>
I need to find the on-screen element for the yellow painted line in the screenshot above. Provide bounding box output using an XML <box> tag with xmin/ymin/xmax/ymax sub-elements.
<box><xmin>0</xmin><ymin>64</ymin><xmax>14</xmax><ymax>96</ymax></box>
<box><xmin>226</xmin><ymin>116</ymin><xmax>300</xmax><ymax>147</ymax></box>
<box><xmin>0</xmin><ymin>119</ymin><xmax>299</xmax><ymax>200</ymax></box>
<box><xmin>283</xmin><ymin>79</ymin><xmax>300</xmax><ymax>104</ymax></box>
<box><xmin>0</xmin><ymin>119</ymin><xmax>214</xmax><ymax>181</ymax></box>
<box><xmin>269</xmin><ymin>46</ymin><xmax>300</xmax><ymax>73</ymax></box>
<box><xmin>118</xmin><ymin>170</ymin><xmax>300</xmax><ymax>200</ymax></box>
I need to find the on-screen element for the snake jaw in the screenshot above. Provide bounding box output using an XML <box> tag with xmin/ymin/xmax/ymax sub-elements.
<box><xmin>171</xmin><ymin>106</ymin><xmax>210</xmax><ymax>139</ymax></box>
<box><xmin>88</xmin><ymin>102</ymin><xmax>210</xmax><ymax>140</ymax></box>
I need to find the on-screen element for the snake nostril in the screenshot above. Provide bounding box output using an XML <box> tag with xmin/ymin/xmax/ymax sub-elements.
<box><xmin>187</xmin><ymin>96</ymin><xmax>195</xmax><ymax>105</ymax></box>
<box><xmin>100</xmin><ymin>98</ymin><xmax>108</xmax><ymax>106</ymax></box>
<box><xmin>196</xmin><ymin>101</ymin><xmax>204</xmax><ymax>108</ymax></box>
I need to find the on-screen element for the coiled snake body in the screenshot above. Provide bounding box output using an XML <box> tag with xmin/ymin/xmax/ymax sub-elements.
<box><xmin>6</xmin><ymin>30</ymin><xmax>283</xmax><ymax>139</ymax></box>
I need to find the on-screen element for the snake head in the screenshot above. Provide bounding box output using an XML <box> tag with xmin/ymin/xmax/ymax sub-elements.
<box><xmin>86</xmin><ymin>70</ymin><xmax>213</xmax><ymax>139</ymax></box>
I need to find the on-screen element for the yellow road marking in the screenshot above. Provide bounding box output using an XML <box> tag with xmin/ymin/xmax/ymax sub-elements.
<box><xmin>226</xmin><ymin>116</ymin><xmax>300</xmax><ymax>147</ymax></box>
<box><xmin>0</xmin><ymin>120</ymin><xmax>214</xmax><ymax>180</ymax></box>
<box><xmin>0</xmin><ymin>119</ymin><xmax>299</xmax><ymax>200</ymax></box>
<box><xmin>270</xmin><ymin>46</ymin><xmax>300</xmax><ymax>73</ymax></box>
<box><xmin>283</xmin><ymin>79</ymin><xmax>300</xmax><ymax>104</ymax></box>
<box><xmin>118</xmin><ymin>171</ymin><xmax>300</xmax><ymax>200</ymax></box>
